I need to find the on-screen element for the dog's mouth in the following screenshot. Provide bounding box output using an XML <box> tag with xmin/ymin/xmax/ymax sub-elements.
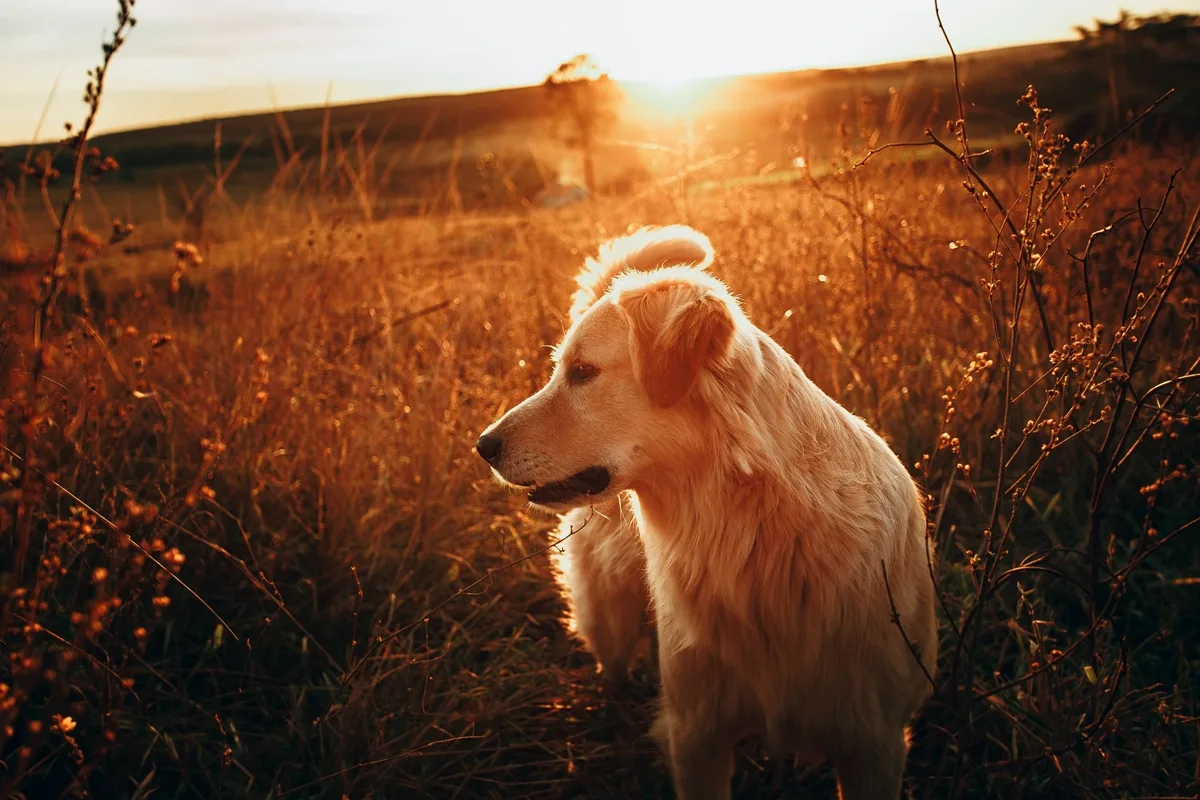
<box><xmin>522</xmin><ymin>466</ymin><xmax>611</xmax><ymax>506</ymax></box>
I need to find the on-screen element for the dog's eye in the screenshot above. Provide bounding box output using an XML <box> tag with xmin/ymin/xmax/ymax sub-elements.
<box><xmin>567</xmin><ymin>362</ymin><xmax>599</xmax><ymax>385</ymax></box>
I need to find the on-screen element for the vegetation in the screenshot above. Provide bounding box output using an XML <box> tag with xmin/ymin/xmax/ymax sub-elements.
<box><xmin>1</xmin><ymin>4</ymin><xmax>1198</xmax><ymax>798</ymax></box>
<box><xmin>542</xmin><ymin>54</ymin><xmax>617</xmax><ymax>192</ymax></box>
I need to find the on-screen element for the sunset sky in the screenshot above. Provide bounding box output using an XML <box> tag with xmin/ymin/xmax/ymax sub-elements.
<box><xmin>1</xmin><ymin>0</ymin><xmax>1196</xmax><ymax>145</ymax></box>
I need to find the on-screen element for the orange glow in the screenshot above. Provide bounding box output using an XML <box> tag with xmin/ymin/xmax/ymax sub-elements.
<box><xmin>623</xmin><ymin>77</ymin><xmax>726</xmax><ymax>121</ymax></box>
<box><xmin>0</xmin><ymin>0</ymin><xmax>1178</xmax><ymax>144</ymax></box>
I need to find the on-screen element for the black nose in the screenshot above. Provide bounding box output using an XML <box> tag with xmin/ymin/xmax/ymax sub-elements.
<box><xmin>475</xmin><ymin>433</ymin><xmax>503</xmax><ymax>465</ymax></box>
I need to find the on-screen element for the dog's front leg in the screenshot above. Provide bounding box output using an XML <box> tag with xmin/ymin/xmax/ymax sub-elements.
<box><xmin>832</xmin><ymin>726</ymin><xmax>909</xmax><ymax>800</ymax></box>
<box><xmin>652</xmin><ymin>708</ymin><xmax>736</xmax><ymax>800</ymax></box>
<box><xmin>652</xmin><ymin>647</ymin><xmax>741</xmax><ymax>800</ymax></box>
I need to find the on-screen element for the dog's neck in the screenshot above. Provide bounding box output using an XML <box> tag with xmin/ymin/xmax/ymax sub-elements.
<box><xmin>627</xmin><ymin>329</ymin><xmax>852</xmax><ymax>615</ymax></box>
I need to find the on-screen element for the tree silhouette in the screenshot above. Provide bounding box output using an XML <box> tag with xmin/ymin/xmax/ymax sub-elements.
<box><xmin>543</xmin><ymin>54</ymin><xmax>617</xmax><ymax>192</ymax></box>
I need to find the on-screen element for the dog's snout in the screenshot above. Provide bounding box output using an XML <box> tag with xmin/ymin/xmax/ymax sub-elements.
<box><xmin>475</xmin><ymin>433</ymin><xmax>503</xmax><ymax>465</ymax></box>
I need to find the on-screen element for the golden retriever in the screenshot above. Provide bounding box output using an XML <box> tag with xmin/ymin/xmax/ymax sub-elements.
<box><xmin>550</xmin><ymin>494</ymin><xmax>649</xmax><ymax>680</ymax></box>
<box><xmin>545</xmin><ymin>226</ymin><xmax>714</xmax><ymax>681</ymax></box>
<box><xmin>477</xmin><ymin>225</ymin><xmax>937</xmax><ymax>800</ymax></box>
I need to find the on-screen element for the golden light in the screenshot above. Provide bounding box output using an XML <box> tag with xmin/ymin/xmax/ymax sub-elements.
<box><xmin>621</xmin><ymin>73</ymin><xmax>727</xmax><ymax>121</ymax></box>
<box><xmin>648</xmin><ymin>74</ymin><xmax>691</xmax><ymax>91</ymax></box>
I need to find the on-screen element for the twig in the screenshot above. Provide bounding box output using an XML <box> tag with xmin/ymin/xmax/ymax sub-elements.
<box><xmin>882</xmin><ymin>560</ymin><xmax>938</xmax><ymax>693</ymax></box>
<box><xmin>1121</xmin><ymin>172</ymin><xmax>1178</xmax><ymax>334</ymax></box>
<box><xmin>1</xmin><ymin>444</ymin><xmax>239</xmax><ymax>642</ymax></box>
<box><xmin>276</xmin><ymin>733</ymin><xmax>485</xmax><ymax>797</ymax></box>
<box><xmin>14</xmin><ymin>0</ymin><xmax>136</xmax><ymax>586</ymax></box>
<box><xmin>934</xmin><ymin>0</ymin><xmax>972</xmax><ymax>164</ymax></box>
<box><xmin>344</xmin><ymin>299</ymin><xmax>453</xmax><ymax>351</ymax></box>
<box><xmin>854</xmin><ymin>141</ymin><xmax>936</xmax><ymax>169</ymax></box>
<box><xmin>274</xmin><ymin>507</ymin><xmax>597</xmax><ymax>796</ymax></box>
<box><xmin>1043</xmin><ymin>90</ymin><xmax>1175</xmax><ymax>209</ymax></box>
<box><xmin>32</xmin><ymin>3</ymin><xmax>137</xmax><ymax>353</ymax></box>
<box><xmin>11</xmin><ymin>613</ymin><xmax>138</xmax><ymax>698</ymax></box>
<box><xmin>1070</xmin><ymin>210</ymin><xmax>1143</xmax><ymax>331</ymax></box>
<box><xmin>349</xmin><ymin>508</ymin><xmax>593</xmax><ymax>685</ymax></box>
<box><xmin>922</xmin><ymin>129</ymin><xmax>1057</xmax><ymax>356</ymax></box>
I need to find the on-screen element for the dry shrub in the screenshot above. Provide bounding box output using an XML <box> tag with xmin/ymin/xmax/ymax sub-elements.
<box><xmin>1</xmin><ymin>4</ymin><xmax>1198</xmax><ymax>799</ymax></box>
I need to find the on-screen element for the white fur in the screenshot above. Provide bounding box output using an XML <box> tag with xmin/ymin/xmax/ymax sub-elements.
<box><xmin>481</xmin><ymin>226</ymin><xmax>937</xmax><ymax>800</ymax></box>
<box><xmin>552</xmin><ymin>226</ymin><xmax>713</xmax><ymax>678</ymax></box>
<box><xmin>549</xmin><ymin>496</ymin><xmax>650</xmax><ymax>679</ymax></box>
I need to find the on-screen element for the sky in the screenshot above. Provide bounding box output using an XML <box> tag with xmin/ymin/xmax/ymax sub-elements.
<box><xmin>2</xmin><ymin>0</ymin><xmax>1197</xmax><ymax>145</ymax></box>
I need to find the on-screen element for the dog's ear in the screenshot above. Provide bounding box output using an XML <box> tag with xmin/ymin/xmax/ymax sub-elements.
<box><xmin>616</xmin><ymin>276</ymin><xmax>736</xmax><ymax>408</ymax></box>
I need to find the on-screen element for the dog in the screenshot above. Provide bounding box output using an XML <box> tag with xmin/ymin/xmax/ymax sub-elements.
<box><xmin>550</xmin><ymin>494</ymin><xmax>649</xmax><ymax>680</ymax></box>
<box><xmin>549</xmin><ymin>226</ymin><xmax>715</xmax><ymax>680</ymax></box>
<box><xmin>477</xmin><ymin>225</ymin><xmax>937</xmax><ymax>800</ymax></box>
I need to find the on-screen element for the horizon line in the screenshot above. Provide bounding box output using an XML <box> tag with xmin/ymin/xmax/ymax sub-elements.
<box><xmin>0</xmin><ymin>35</ymin><xmax>1073</xmax><ymax>150</ymax></box>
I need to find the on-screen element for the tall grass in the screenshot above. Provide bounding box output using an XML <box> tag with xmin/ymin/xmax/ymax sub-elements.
<box><xmin>2</xmin><ymin>3</ymin><xmax>1198</xmax><ymax>798</ymax></box>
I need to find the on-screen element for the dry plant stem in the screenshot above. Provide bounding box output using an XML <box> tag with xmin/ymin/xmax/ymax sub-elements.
<box><xmin>1075</xmin><ymin>212</ymin><xmax>1141</xmax><ymax>330</ymax></box>
<box><xmin>277</xmin><ymin>733</ymin><xmax>487</xmax><ymax>797</ymax></box>
<box><xmin>1041</xmin><ymin>88</ymin><xmax>1175</xmax><ymax>209</ymax></box>
<box><xmin>272</xmin><ymin>510</ymin><xmax>597</xmax><ymax>798</ymax></box>
<box><xmin>934</xmin><ymin>0</ymin><xmax>972</xmax><ymax>164</ymax></box>
<box><xmin>13</xmin><ymin>1</ymin><xmax>135</xmax><ymax>584</ymax></box>
<box><xmin>1087</xmin><ymin>200</ymin><xmax>1200</xmax><ymax>633</ymax></box>
<box><xmin>2</xmin><ymin>444</ymin><xmax>239</xmax><ymax>641</ymax></box>
<box><xmin>882</xmin><ymin>561</ymin><xmax>937</xmax><ymax>692</ymax></box>
<box><xmin>922</xmin><ymin>131</ymin><xmax>1057</xmax><ymax>357</ymax></box>
<box><xmin>856</xmin><ymin>131</ymin><xmax>1057</xmax><ymax>357</ymax></box>
<box><xmin>1120</xmin><ymin>174</ymin><xmax>1177</xmax><ymax>336</ymax></box>
<box><xmin>950</xmin><ymin>243</ymin><xmax>1019</xmax><ymax>799</ymax></box>
<box><xmin>35</xmin><ymin>5</ymin><xmax>135</xmax><ymax>351</ymax></box>
<box><xmin>343</xmin><ymin>299</ymin><xmax>453</xmax><ymax>351</ymax></box>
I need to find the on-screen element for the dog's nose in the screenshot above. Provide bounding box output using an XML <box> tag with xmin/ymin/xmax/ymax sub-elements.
<box><xmin>475</xmin><ymin>433</ymin><xmax>503</xmax><ymax>465</ymax></box>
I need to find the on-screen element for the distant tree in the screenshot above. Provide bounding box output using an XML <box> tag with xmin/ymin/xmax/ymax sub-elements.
<box><xmin>1070</xmin><ymin>10</ymin><xmax>1199</xmax><ymax>133</ymax></box>
<box><xmin>1096</xmin><ymin>9</ymin><xmax>1135</xmax><ymax>41</ymax></box>
<box><xmin>1077</xmin><ymin>9</ymin><xmax>1199</xmax><ymax>45</ymax></box>
<box><xmin>543</xmin><ymin>54</ymin><xmax>617</xmax><ymax>192</ymax></box>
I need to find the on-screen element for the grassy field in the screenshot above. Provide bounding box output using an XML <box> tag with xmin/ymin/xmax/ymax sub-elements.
<box><xmin>2</xmin><ymin>10</ymin><xmax>1200</xmax><ymax>800</ymax></box>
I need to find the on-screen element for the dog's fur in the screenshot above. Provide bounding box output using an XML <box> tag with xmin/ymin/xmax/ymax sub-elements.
<box><xmin>550</xmin><ymin>226</ymin><xmax>713</xmax><ymax>680</ymax></box>
<box><xmin>480</xmin><ymin>226</ymin><xmax>936</xmax><ymax>799</ymax></box>
<box><xmin>550</xmin><ymin>494</ymin><xmax>650</xmax><ymax>679</ymax></box>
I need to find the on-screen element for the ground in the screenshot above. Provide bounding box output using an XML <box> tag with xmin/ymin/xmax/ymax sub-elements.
<box><xmin>1</xmin><ymin>19</ymin><xmax>1199</xmax><ymax>800</ymax></box>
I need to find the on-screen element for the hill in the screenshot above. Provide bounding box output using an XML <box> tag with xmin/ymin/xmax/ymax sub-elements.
<box><xmin>2</xmin><ymin>12</ymin><xmax>1198</xmax><ymax>246</ymax></box>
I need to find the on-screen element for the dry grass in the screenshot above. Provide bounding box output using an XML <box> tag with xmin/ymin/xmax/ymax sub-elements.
<box><xmin>2</xmin><ymin>6</ymin><xmax>1200</xmax><ymax>799</ymax></box>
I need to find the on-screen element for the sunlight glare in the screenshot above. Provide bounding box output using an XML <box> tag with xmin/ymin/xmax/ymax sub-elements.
<box><xmin>623</xmin><ymin>73</ymin><xmax>725</xmax><ymax>120</ymax></box>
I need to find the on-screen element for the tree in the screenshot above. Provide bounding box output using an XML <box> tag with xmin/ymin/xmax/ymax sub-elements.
<box><xmin>543</xmin><ymin>54</ymin><xmax>617</xmax><ymax>192</ymax></box>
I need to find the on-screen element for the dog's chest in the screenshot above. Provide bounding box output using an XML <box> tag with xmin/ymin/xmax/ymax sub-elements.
<box><xmin>644</xmin><ymin>527</ymin><xmax>781</xmax><ymax>654</ymax></box>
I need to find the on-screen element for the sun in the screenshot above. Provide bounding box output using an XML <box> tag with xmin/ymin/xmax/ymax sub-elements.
<box><xmin>597</xmin><ymin>44</ymin><xmax>731</xmax><ymax>118</ymax></box>
<box><xmin>644</xmin><ymin>66</ymin><xmax>695</xmax><ymax>91</ymax></box>
<box><xmin>649</xmin><ymin>75</ymin><xmax>689</xmax><ymax>91</ymax></box>
<box><xmin>621</xmin><ymin>72</ymin><xmax>721</xmax><ymax>121</ymax></box>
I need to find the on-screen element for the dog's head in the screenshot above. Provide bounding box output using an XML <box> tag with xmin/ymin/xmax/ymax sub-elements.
<box><xmin>476</xmin><ymin>226</ymin><xmax>742</xmax><ymax>511</ymax></box>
